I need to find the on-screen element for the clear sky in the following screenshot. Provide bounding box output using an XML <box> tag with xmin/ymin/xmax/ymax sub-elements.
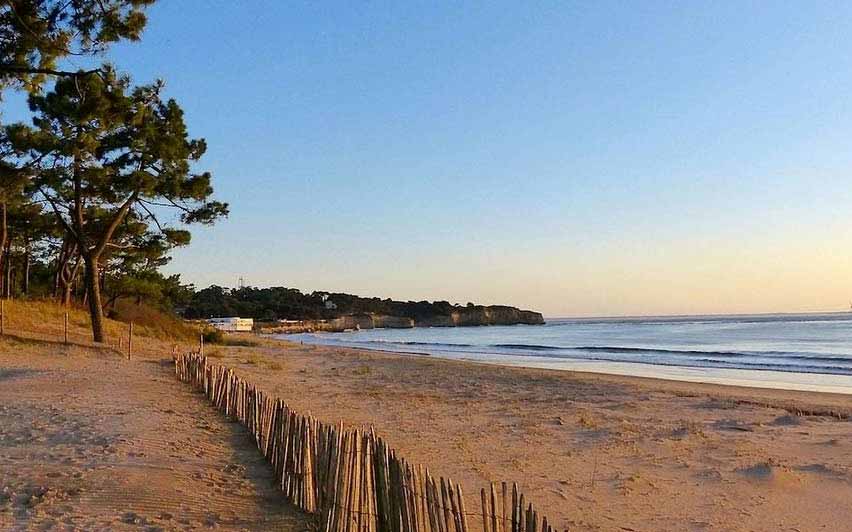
<box><xmin>7</xmin><ymin>2</ymin><xmax>852</xmax><ymax>317</ymax></box>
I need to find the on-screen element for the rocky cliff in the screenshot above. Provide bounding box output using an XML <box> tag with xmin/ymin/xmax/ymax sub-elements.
<box><xmin>415</xmin><ymin>306</ymin><xmax>545</xmax><ymax>327</ymax></box>
<box><xmin>259</xmin><ymin>306</ymin><xmax>543</xmax><ymax>334</ymax></box>
<box><xmin>372</xmin><ymin>315</ymin><xmax>416</xmax><ymax>329</ymax></box>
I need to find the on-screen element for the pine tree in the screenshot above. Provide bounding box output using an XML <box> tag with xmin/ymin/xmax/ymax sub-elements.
<box><xmin>1</xmin><ymin>0</ymin><xmax>155</xmax><ymax>91</ymax></box>
<box><xmin>6</xmin><ymin>70</ymin><xmax>227</xmax><ymax>342</ymax></box>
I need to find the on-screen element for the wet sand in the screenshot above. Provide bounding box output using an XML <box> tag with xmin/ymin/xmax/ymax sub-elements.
<box><xmin>211</xmin><ymin>337</ymin><xmax>852</xmax><ymax>532</ymax></box>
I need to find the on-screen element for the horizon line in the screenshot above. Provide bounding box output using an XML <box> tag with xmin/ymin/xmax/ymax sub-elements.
<box><xmin>544</xmin><ymin>309</ymin><xmax>852</xmax><ymax>321</ymax></box>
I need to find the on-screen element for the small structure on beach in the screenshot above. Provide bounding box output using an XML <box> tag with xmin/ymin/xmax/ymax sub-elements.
<box><xmin>321</xmin><ymin>293</ymin><xmax>337</xmax><ymax>310</ymax></box>
<box><xmin>207</xmin><ymin>317</ymin><xmax>254</xmax><ymax>332</ymax></box>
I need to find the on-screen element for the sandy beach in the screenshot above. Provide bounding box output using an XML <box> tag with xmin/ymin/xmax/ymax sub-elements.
<box><xmin>0</xmin><ymin>335</ymin><xmax>308</xmax><ymax>531</ymax></box>
<box><xmin>2</xmin><ymin>317</ymin><xmax>852</xmax><ymax>531</ymax></box>
<box><xmin>206</xmin><ymin>336</ymin><xmax>852</xmax><ymax>532</ymax></box>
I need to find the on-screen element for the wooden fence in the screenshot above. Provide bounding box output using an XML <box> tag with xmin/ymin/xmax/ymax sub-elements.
<box><xmin>174</xmin><ymin>353</ymin><xmax>563</xmax><ymax>532</ymax></box>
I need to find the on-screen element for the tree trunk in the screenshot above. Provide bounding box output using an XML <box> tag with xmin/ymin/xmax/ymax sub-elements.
<box><xmin>3</xmin><ymin>239</ymin><xmax>10</xmax><ymax>299</ymax></box>
<box><xmin>63</xmin><ymin>281</ymin><xmax>74</xmax><ymax>307</ymax></box>
<box><xmin>53</xmin><ymin>263</ymin><xmax>60</xmax><ymax>299</ymax></box>
<box><xmin>0</xmin><ymin>203</ymin><xmax>5</xmax><ymax>298</ymax></box>
<box><xmin>54</xmin><ymin>238</ymin><xmax>70</xmax><ymax>299</ymax></box>
<box><xmin>84</xmin><ymin>255</ymin><xmax>106</xmax><ymax>343</ymax></box>
<box><xmin>56</xmin><ymin>239</ymin><xmax>79</xmax><ymax>306</ymax></box>
<box><xmin>22</xmin><ymin>239</ymin><xmax>30</xmax><ymax>295</ymax></box>
<box><xmin>62</xmin><ymin>257</ymin><xmax>81</xmax><ymax>307</ymax></box>
<box><xmin>107</xmin><ymin>292</ymin><xmax>120</xmax><ymax>311</ymax></box>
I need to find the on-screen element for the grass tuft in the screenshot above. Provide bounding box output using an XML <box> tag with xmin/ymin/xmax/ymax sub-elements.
<box><xmin>0</xmin><ymin>298</ymin><xmax>198</xmax><ymax>354</ymax></box>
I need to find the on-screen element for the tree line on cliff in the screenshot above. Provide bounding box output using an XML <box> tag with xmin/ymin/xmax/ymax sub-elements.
<box><xmin>184</xmin><ymin>285</ymin><xmax>491</xmax><ymax>322</ymax></box>
<box><xmin>0</xmin><ymin>1</ymin><xmax>227</xmax><ymax>341</ymax></box>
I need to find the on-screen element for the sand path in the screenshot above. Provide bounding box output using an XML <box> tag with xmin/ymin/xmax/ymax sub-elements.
<box><xmin>0</xmin><ymin>337</ymin><xmax>308</xmax><ymax>531</ymax></box>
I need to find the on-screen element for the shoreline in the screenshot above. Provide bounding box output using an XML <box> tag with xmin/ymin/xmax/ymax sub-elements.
<box><xmin>281</xmin><ymin>334</ymin><xmax>852</xmax><ymax>396</ymax></box>
<box><xmin>4</xmin><ymin>320</ymin><xmax>849</xmax><ymax>531</ymax></box>
<box><xmin>271</xmin><ymin>337</ymin><xmax>852</xmax><ymax>415</ymax></box>
<box><xmin>206</xmin><ymin>336</ymin><xmax>852</xmax><ymax>530</ymax></box>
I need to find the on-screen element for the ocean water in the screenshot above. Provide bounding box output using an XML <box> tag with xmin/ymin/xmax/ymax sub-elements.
<box><xmin>284</xmin><ymin>313</ymin><xmax>852</xmax><ymax>394</ymax></box>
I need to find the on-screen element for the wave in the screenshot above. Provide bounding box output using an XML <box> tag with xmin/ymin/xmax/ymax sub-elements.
<box><xmin>352</xmin><ymin>340</ymin><xmax>474</xmax><ymax>348</ymax></box>
<box><xmin>569</xmin><ymin>345</ymin><xmax>748</xmax><ymax>357</ymax></box>
<box><xmin>486</xmin><ymin>344</ymin><xmax>852</xmax><ymax>363</ymax></box>
<box><xmin>296</xmin><ymin>329</ymin><xmax>852</xmax><ymax>376</ymax></box>
<box><xmin>483</xmin><ymin>343</ymin><xmax>753</xmax><ymax>358</ymax></box>
<box><xmin>692</xmin><ymin>358</ymin><xmax>852</xmax><ymax>374</ymax></box>
<box><xmin>492</xmin><ymin>343</ymin><xmax>562</xmax><ymax>351</ymax></box>
<box><xmin>348</xmin><ymin>340</ymin><xmax>852</xmax><ymax>363</ymax></box>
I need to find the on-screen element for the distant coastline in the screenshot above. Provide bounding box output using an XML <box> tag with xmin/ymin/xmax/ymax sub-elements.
<box><xmin>184</xmin><ymin>285</ymin><xmax>544</xmax><ymax>332</ymax></box>
<box><xmin>259</xmin><ymin>305</ymin><xmax>545</xmax><ymax>334</ymax></box>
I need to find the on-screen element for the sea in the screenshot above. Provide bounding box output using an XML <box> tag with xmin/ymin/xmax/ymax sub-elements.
<box><xmin>283</xmin><ymin>312</ymin><xmax>852</xmax><ymax>394</ymax></box>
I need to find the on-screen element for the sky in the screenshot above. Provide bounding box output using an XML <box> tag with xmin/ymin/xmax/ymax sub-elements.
<box><xmin>6</xmin><ymin>1</ymin><xmax>852</xmax><ymax>317</ymax></box>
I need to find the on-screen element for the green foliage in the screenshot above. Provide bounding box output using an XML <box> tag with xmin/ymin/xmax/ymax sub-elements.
<box><xmin>13</xmin><ymin>71</ymin><xmax>228</xmax><ymax>245</ymax></box>
<box><xmin>184</xmin><ymin>285</ymin><xmax>475</xmax><ymax>322</ymax></box>
<box><xmin>3</xmin><ymin>69</ymin><xmax>226</xmax><ymax>341</ymax></box>
<box><xmin>0</xmin><ymin>1</ymin><xmax>156</xmax><ymax>91</ymax></box>
<box><xmin>159</xmin><ymin>274</ymin><xmax>195</xmax><ymax>309</ymax></box>
<box><xmin>201</xmin><ymin>327</ymin><xmax>224</xmax><ymax>345</ymax></box>
<box><xmin>0</xmin><ymin>1</ymin><xmax>222</xmax><ymax>344</ymax></box>
<box><xmin>186</xmin><ymin>285</ymin><xmax>326</xmax><ymax>320</ymax></box>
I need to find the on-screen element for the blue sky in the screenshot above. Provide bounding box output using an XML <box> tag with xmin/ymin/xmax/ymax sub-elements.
<box><xmin>6</xmin><ymin>2</ymin><xmax>852</xmax><ymax>316</ymax></box>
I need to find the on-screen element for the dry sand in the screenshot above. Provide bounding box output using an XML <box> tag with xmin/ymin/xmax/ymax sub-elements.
<box><xmin>0</xmin><ymin>335</ymin><xmax>308</xmax><ymax>531</ymax></box>
<box><xmin>3</xmin><ymin>324</ymin><xmax>852</xmax><ymax>532</ymax></box>
<box><xmin>209</xmin><ymin>337</ymin><xmax>852</xmax><ymax>532</ymax></box>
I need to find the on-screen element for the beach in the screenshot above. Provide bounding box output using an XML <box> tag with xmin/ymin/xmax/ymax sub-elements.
<box><xmin>287</xmin><ymin>313</ymin><xmax>852</xmax><ymax>395</ymax></box>
<box><xmin>208</xmin><ymin>337</ymin><xmax>852</xmax><ymax>531</ymax></box>
<box><xmin>4</xmin><ymin>3</ymin><xmax>851</xmax><ymax>531</ymax></box>
<box><xmin>0</xmin><ymin>335</ymin><xmax>308</xmax><ymax>531</ymax></box>
<box><xmin>2</xmin><ymin>313</ymin><xmax>852</xmax><ymax>531</ymax></box>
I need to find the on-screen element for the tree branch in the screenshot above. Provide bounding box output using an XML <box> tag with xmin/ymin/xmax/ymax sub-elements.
<box><xmin>137</xmin><ymin>201</ymin><xmax>165</xmax><ymax>232</ymax></box>
<box><xmin>0</xmin><ymin>64</ymin><xmax>105</xmax><ymax>79</ymax></box>
<box><xmin>92</xmin><ymin>190</ymin><xmax>138</xmax><ymax>258</ymax></box>
<box><xmin>36</xmin><ymin>185</ymin><xmax>79</xmax><ymax>245</ymax></box>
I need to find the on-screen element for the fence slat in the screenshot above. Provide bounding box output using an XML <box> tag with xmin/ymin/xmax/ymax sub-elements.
<box><xmin>173</xmin><ymin>353</ymin><xmax>560</xmax><ymax>532</ymax></box>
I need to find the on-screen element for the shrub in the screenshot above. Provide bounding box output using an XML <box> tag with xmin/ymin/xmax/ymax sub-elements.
<box><xmin>202</xmin><ymin>327</ymin><xmax>225</xmax><ymax>344</ymax></box>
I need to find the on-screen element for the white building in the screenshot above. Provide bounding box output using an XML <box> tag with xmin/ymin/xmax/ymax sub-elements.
<box><xmin>321</xmin><ymin>293</ymin><xmax>337</xmax><ymax>310</ymax></box>
<box><xmin>207</xmin><ymin>317</ymin><xmax>254</xmax><ymax>332</ymax></box>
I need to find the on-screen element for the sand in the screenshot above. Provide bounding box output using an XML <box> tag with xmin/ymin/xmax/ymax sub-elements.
<box><xmin>3</xmin><ymin>328</ymin><xmax>852</xmax><ymax>532</ymax></box>
<box><xmin>0</xmin><ymin>336</ymin><xmax>308</xmax><ymax>531</ymax></box>
<box><xmin>208</xmin><ymin>337</ymin><xmax>852</xmax><ymax>532</ymax></box>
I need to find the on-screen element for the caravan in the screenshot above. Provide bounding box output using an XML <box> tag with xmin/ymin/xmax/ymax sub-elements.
<box><xmin>206</xmin><ymin>317</ymin><xmax>254</xmax><ymax>332</ymax></box>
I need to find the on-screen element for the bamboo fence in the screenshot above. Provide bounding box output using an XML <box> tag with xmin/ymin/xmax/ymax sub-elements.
<box><xmin>174</xmin><ymin>352</ymin><xmax>563</xmax><ymax>532</ymax></box>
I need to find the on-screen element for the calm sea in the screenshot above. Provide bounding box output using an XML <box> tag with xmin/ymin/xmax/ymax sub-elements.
<box><xmin>284</xmin><ymin>313</ymin><xmax>852</xmax><ymax>393</ymax></box>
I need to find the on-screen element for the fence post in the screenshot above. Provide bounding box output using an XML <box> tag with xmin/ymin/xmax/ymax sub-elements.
<box><xmin>170</xmin><ymin>354</ymin><xmax>558</xmax><ymax>532</ymax></box>
<box><xmin>482</xmin><ymin>488</ymin><xmax>490</xmax><ymax>532</ymax></box>
<box><xmin>200</xmin><ymin>332</ymin><xmax>204</xmax><ymax>357</ymax></box>
<box><xmin>502</xmin><ymin>482</ymin><xmax>509</xmax><ymax>532</ymax></box>
<box><xmin>128</xmin><ymin>322</ymin><xmax>133</xmax><ymax>360</ymax></box>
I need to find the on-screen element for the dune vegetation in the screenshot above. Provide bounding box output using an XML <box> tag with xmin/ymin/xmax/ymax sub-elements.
<box><xmin>0</xmin><ymin>298</ymin><xmax>197</xmax><ymax>355</ymax></box>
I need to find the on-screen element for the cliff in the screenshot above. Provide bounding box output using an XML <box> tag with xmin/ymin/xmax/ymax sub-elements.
<box><xmin>259</xmin><ymin>306</ymin><xmax>544</xmax><ymax>334</ymax></box>
<box><xmin>186</xmin><ymin>285</ymin><xmax>546</xmax><ymax>328</ymax></box>
<box><xmin>372</xmin><ymin>315</ymin><xmax>416</xmax><ymax>328</ymax></box>
<box><xmin>415</xmin><ymin>306</ymin><xmax>545</xmax><ymax>327</ymax></box>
